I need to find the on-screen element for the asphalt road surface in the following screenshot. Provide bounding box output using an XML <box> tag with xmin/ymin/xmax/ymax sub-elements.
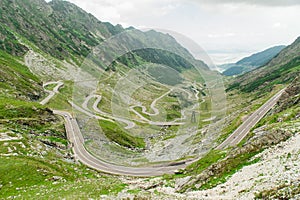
<box><xmin>40</xmin><ymin>81</ymin><xmax>64</xmax><ymax>105</ymax></box>
<box><xmin>216</xmin><ymin>88</ymin><xmax>286</xmax><ymax>150</ymax></box>
<box><xmin>53</xmin><ymin>110</ymin><xmax>189</xmax><ymax>176</ymax></box>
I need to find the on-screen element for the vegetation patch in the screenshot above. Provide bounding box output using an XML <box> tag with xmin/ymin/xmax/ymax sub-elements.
<box><xmin>147</xmin><ymin>64</ymin><xmax>183</xmax><ymax>86</ymax></box>
<box><xmin>0</xmin><ymin>156</ymin><xmax>126</xmax><ymax>199</ymax></box>
<box><xmin>254</xmin><ymin>183</ymin><xmax>300</xmax><ymax>199</ymax></box>
<box><xmin>217</xmin><ymin>114</ymin><xmax>243</xmax><ymax>143</ymax></box>
<box><xmin>185</xmin><ymin>150</ymin><xmax>226</xmax><ymax>176</ymax></box>
<box><xmin>0</xmin><ymin>51</ymin><xmax>43</xmax><ymax>100</ymax></box>
<box><xmin>198</xmin><ymin>152</ymin><xmax>260</xmax><ymax>190</ymax></box>
<box><xmin>47</xmin><ymin>81</ymin><xmax>73</xmax><ymax>110</ymax></box>
<box><xmin>0</xmin><ymin>98</ymin><xmax>45</xmax><ymax>119</ymax></box>
<box><xmin>99</xmin><ymin>120</ymin><xmax>145</xmax><ymax>149</ymax></box>
<box><xmin>228</xmin><ymin>56</ymin><xmax>300</xmax><ymax>93</ymax></box>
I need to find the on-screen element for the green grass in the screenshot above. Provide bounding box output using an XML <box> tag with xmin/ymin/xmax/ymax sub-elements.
<box><xmin>216</xmin><ymin>84</ymin><xmax>284</xmax><ymax>145</ymax></box>
<box><xmin>0</xmin><ymin>51</ymin><xmax>38</xmax><ymax>82</ymax></box>
<box><xmin>159</xmin><ymin>95</ymin><xmax>182</xmax><ymax>121</ymax></box>
<box><xmin>0</xmin><ymin>25</ymin><xmax>28</xmax><ymax>56</ymax></box>
<box><xmin>147</xmin><ymin>64</ymin><xmax>183</xmax><ymax>86</ymax></box>
<box><xmin>163</xmin><ymin>150</ymin><xmax>225</xmax><ymax>186</ymax></box>
<box><xmin>0</xmin><ymin>156</ymin><xmax>126</xmax><ymax>199</ymax></box>
<box><xmin>181</xmin><ymin>68</ymin><xmax>205</xmax><ymax>83</ymax></box>
<box><xmin>0</xmin><ymin>50</ymin><xmax>42</xmax><ymax>100</ymax></box>
<box><xmin>0</xmin><ymin>156</ymin><xmax>71</xmax><ymax>197</ymax></box>
<box><xmin>39</xmin><ymin>135</ymin><xmax>68</xmax><ymax>146</ymax></box>
<box><xmin>199</xmin><ymin>97</ymin><xmax>212</xmax><ymax>120</ymax></box>
<box><xmin>0</xmin><ymin>98</ymin><xmax>44</xmax><ymax>119</ymax></box>
<box><xmin>44</xmin><ymin>83</ymin><xmax>57</xmax><ymax>91</ymax></box>
<box><xmin>47</xmin><ymin>80</ymin><xmax>73</xmax><ymax>110</ymax></box>
<box><xmin>131</xmin><ymin>83</ymin><xmax>169</xmax><ymax>110</ymax></box>
<box><xmin>0</xmin><ymin>96</ymin><xmax>125</xmax><ymax>199</ymax></box>
<box><xmin>167</xmin><ymin>109</ymin><xmax>181</xmax><ymax>122</ymax></box>
<box><xmin>217</xmin><ymin>114</ymin><xmax>243</xmax><ymax>144</ymax></box>
<box><xmin>255</xmin><ymin>104</ymin><xmax>300</xmax><ymax>129</ymax></box>
<box><xmin>132</xmin><ymin>103</ymin><xmax>181</xmax><ymax>122</ymax></box>
<box><xmin>99</xmin><ymin>120</ymin><xmax>145</xmax><ymax>149</ymax></box>
<box><xmin>0</xmin><ymin>98</ymin><xmax>125</xmax><ymax>199</ymax></box>
<box><xmin>227</xmin><ymin>56</ymin><xmax>300</xmax><ymax>93</ymax></box>
<box><xmin>178</xmin><ymin>149</ymin><xmax>261</xmax><ymax>193</ymax></box>
<box><xmin>199</xmin><ymin>153</ymin><xmax>260</xmax><ymax>190</ymax></box>
<box><xmin>0</xmin><ymin>94</ymin><xmax>66</xmax><ymax>141</ymax></box>
<box><xmin>127</xmin><ymin>189</ymin><xmax>142</xmax><ymax>194</ymax></box>
<box><xmin>185</xmin><ymin>150</ymin><xmax>226</xmax><ymax>176</ymax></box>
<box><xmin>132</xmin><ymin>106</ymin><xmax>151</xmax><ymax>120</ymax></box>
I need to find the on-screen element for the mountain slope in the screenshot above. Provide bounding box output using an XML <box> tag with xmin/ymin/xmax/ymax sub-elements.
<box><xmin>227</xmin><ymin>37</ymin><xmax>300</xmax><ymax>93</ymax></box>
<box><xmin>222</xmin><ymin>45</ymin><xmax>285</xmax><ymax>76</ymax></box>
<box><xmin>0</xmin><ymin>0</ymin><xmax>211</xmax><ymax>176</ymax></box>
<box><xmin>0</xmin><ymin>50</ymin><xmax>43</xmax><ymax>100</ymax></box>
<box><xmin>236</xmin><ymin>45</ymin><xmax>286</xmax><ymax>66</ymax></box>
<box><xmin>176</xmin><ymin>41</ymin><xmax>300</xmax><ymax>196</ymax></box>
<box><xmin>1</xmin><ymin>0</ymin><xmax>208</xmax><ymax>81</ymax></box>
<box><xmin>0</xmin><ymin>0</ymin><xmax>123</xmax><ymax>61</ymax></box>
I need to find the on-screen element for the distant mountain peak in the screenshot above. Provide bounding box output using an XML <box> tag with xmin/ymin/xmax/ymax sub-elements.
<box><xmin>221</xmin><ymin>45</ymin><xmax>286</xmax><ymax>76</ymax></box>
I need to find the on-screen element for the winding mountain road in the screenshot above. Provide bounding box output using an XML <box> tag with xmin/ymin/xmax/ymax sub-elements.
<box><xmin>42</xmin><ymin>81</ymin><xmax>286</xmax><ymax>176</ymax></box>
<box><xmin>53</xmin><ymin>110</ymin><xmax>189</xmax><ymax>176</ymax></box>
<box><xmin>129</xmin><ymin>89</ymin><xmax>173</xmax><ymax>122</ymax></box>
<box><xmin>216</xmin><ymin>88</ymin><xmax>286</xmax><ymax>150</ymax></box>
<box><xmin>129</xmin><ymin>87</ymin><xmax>199</xmax><ymax>126</ymax></box>
<box><xmin>40</xmin><ymin>81</ymin><xmax>64</xmax><ymax>105</ymax></box>
<box><xmin>82</xmin><ymin>93</ymin><xmax>135</xmax><ymax>129</ymax></box>
<box><xmin>40</xmin><ymin>81</ymin><xmax>188</xmax><ymax>176</ymax></box>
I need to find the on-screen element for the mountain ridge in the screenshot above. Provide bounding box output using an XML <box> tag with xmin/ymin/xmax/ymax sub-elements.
<box><xmin>227</xmin><ymin>36</ymin><xmax>300</xmax><ymax>93</ymax></box>
<box><xmin>221</xmin><ymin>45</ymin><xmax>285</xmax><ymax>76</ymax></box>
<box><xmin>0</xmin><ymin>0</ymin><xmax>123</xmax><ymax>61</ymax></box>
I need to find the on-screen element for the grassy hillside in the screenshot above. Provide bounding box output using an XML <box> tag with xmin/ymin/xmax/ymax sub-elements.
<box><xmin>0</xmin><ymin>50</ymin><xmax>43</xmax><ymax>100</ymax></box>
<box><xmin>0</xmin><ymin>50</ymin><xmax>125</xmax><ymax>199</ymax></box>
<box><xmin>176</xmin><ymin>74</ymin><xmax>300</xmax><ymax>195</ymax></box>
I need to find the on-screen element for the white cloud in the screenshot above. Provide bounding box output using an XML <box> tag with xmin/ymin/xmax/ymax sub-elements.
<box><xmin>187</xmin><ymin>0</ymin><xmax>300</xmax><ymax>7</ymax></box>
<box><xmin>208</xmin><ymin>33</ymin><xmax>236</xmax><ymax>38</ymax></box>
<box><xmin>272</xmin><ymin>22</ymin><xmax>281</xmax><ymax>28</ymax></box>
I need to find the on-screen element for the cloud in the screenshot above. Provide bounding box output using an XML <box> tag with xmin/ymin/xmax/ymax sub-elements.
<box><xmin>66</xmin><ymin>0</ymin><xmax>180</xmax><ymax>26</ymax></box>
<box><xmin>208</xmin><ymin>33</ymin><xmax>236</xmax><ymax>38</ymax></box>
<box><xmin>188</xmin><ymin>0</ymin><xmax>300</xmax><ymax>7</ymax></box>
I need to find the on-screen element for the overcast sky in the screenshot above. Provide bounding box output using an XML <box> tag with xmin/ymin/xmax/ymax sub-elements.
<box><xmin>51</xmin><ymin>0</ymin><xmax>300</xmax><ymax>64</ymax></box>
